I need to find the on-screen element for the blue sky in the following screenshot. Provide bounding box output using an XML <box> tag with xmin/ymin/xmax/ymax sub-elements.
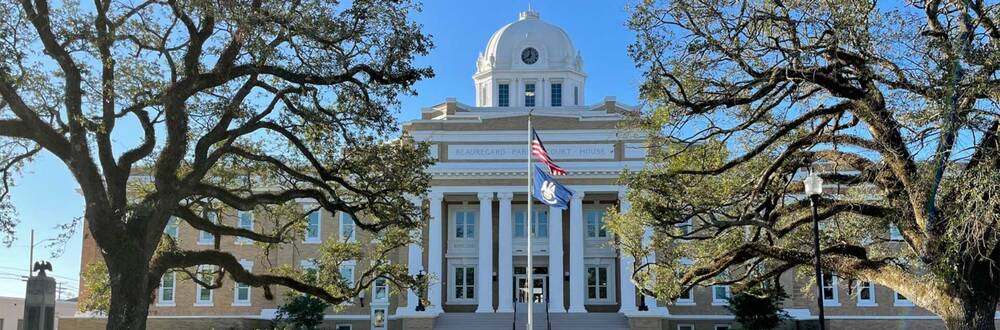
<box><xmin>0</xmin><ymin>0</ymin><xmax>641</xmax><ymax>298</ymax></box>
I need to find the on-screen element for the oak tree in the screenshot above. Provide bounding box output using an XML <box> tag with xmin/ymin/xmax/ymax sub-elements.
<box><xmin>0</xmin><ymin>0</ymin><xmax>433</xmax><ymax>328</ymax></box>
<box><xmin>613</xmin><ymin>0</ymin><xmax>1000</xmax><ymax>329</ymax></box>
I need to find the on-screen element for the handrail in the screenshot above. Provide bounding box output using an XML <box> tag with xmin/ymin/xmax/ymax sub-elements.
<box><xmin>512</xmin><ymin>293</ymin><xmax>517</xmax><ymax>330</ymax></box>
<box><xmin>545</xmin><ymin>296</ymin><xmax>551</xmax><ymax>330</ymax></box>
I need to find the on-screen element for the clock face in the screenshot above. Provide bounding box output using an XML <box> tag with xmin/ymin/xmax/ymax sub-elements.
<box><xmin>521</xmin><ymin>47</ymin><xmax>539</xmax><ymax>64</ymax></box>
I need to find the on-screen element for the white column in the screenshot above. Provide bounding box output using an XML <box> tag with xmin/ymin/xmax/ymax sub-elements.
<box><xmin>548</xmin><ymin>206</ymin><xmax>566</xmax><ymax>312</ymax></box>
<box><xmin>642</xmin><ymin>227</ymin><xmax>660</xmax><ymax>310</ymax></box>
<box><xmin>428</xmin><ymin>192</ymin><xmax>444</xmax><ymax>311</ymax></box>
<box><xmin>496</xmin><ymin>192</ymin><xmax>515</xmax><ymax>313</ymax></box>
<box><xmin>568</xmin><ymin>192</ymin><xmax>586</xmax><ymax>312</ymax></box>
<box><xmin>618</xmin><ymin>190</ymin><xmax>637</xmax><ymax>313</ymax></box>
<box><xmin>406</xmin><ymin>196</ymin><xmax>424</xmax><ymax>312</ymax></box>
<box><xmin>476</xmin><ymin>192</ymin><xmax>495</xmax><ymax>313</ymax></box>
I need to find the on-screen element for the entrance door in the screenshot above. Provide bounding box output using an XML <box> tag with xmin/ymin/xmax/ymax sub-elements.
<box><xmin>514</xmin><ymin>275</ymin><xmax>547</xmax><ymax>309</ymax></box>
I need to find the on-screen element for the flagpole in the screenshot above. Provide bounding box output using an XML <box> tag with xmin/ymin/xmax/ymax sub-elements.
<box><xmin>526</xmin><ymin>108</ymin><xmax>534</xmax><ymax>330</ymax></box>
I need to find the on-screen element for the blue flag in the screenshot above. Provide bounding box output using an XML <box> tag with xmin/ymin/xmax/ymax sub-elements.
<box><xmin>533</xmin><ymin>165</ymin><xmax>573</xmax><ymax>209</ymax></box>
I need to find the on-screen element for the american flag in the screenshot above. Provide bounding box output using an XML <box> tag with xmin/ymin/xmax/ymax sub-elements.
<box><xmin>531</xmin><ymin>129</ymin><xmax>567</xmax><ymax>176</ymax></box>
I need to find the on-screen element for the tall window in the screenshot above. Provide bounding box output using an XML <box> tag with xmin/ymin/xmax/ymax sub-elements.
<box><xmin>586</xmin><ymin>266</ymin><xmax>610</xmax><ymax>302</ymax></box>
<box><xmin>454</xmin><ymin>211</ymin><xmax>477</xmax><ymax>240</ymax></box>
<box><xmin>822</xmin><ymin>272</ymin><xmax>839</xmax><ymax>305</ymax></box>
<box><xmin>198</xmin><ymin>211</ymin><xmax>217</xmax><ymax>244</ymax></box>
<box><xmin>550</xmin><ymin>83</ymin><xmax>562</xmax><ymax>106</ymax></box>
<box><xmin>712</xmin><ymin>285</ymin><xmax>731</xmax><ymax>305</ymax></box>
<box><xmin>573</xmin><ymin>86</ymin><xmax>579</xmax><ymax>105</ymax></box>
<box><xmin>195</xmin><ymin>265</ymin><xmax>215</xmax><ymax>306</ymax></box>
<box><xmin>585</xmin><ymin>209</ymin><xmax>607</xmax><ymax>238</ymax></box>
<box><xmin>454</xmin><ymin>266</ymin><xmax>475</xmax><ymax>300</ymax></box>
<box><xmin>158</xmin><ymin>271</ymin><xmax>176</xmax><ymax>306</ymax></box>
<box><xmin>524</xmin><ymin>83</ymin><xmax>536</xmax><ymax>107</ymax></box>
<box><xmin>164</xmin><ymin>217</ymin><xmax>180</xmax><ymax>239</ymax></box>
<box><xmin>305</xmin><ymin>209</ymin><xmax>321</xmax><ymax>243</ymax></box>
<box><xmin>498</xmin><ymin>84</ymin><xmax>510</xmax><ymax>107</ymax></box>
<box><xmin>373</xmin><ymin>278</ymin><xmax>389</xmax><ymax>302</ymax></box>
<box><xmin>236</xmin><ymin>211</ymin><xmax>253</xmax><ymax>244</ymax></box>
<box><xmin>340</xmin><ymin>213</ymin><xmax>356</xmax><ymax>242</ymax></box>
<box><xmin>234</xmin><ymin>260</ymin><xmax>253</xmax><ymax>306</ymax></box>
<box><xmin>858</xmin><ymin>281</ymin><xmax>876</xmax><ymax>306</ymax></box>
<box><xmin>513</xmin><ymin>209</ymin><xmax>547</xmax><ymax>238</ymax></box>
<box><xmin>340</xmin><ymin>263</ymin><xmax>356</xmax><ymax>288</ymax></box>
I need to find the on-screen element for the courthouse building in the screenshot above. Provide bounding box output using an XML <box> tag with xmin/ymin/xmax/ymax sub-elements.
<box><xmin>69</xmin><ymin>9</ymin><xmax>951</xmax><ymax>330</ymax></box>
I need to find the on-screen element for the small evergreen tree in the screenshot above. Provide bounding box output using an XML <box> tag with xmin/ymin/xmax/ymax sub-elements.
<box><xmin>725</xmin><ymin>282</ymin><xmax>790</xmax><ymax>330</ymax></box>
<box><xmin>275</xmin><ymin>295</ymin><xmax>330</xmax><ymax>330</ymax></box>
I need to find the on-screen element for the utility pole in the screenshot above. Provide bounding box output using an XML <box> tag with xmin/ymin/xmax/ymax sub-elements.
<box><xmin>28</xmin><ymin>229</ymin><xmax>34</xmax><ymax>276</ymax></box>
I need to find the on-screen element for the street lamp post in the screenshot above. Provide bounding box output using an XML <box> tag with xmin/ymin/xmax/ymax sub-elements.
<box><xmin>415</xmin><ymin>270</ymin><xmax>426</xmax><ymax>312</ymax></box>
<box><xmin>804</xmin><ymin>171</ymin><xmax>826</xmax><ymax>330</ymax></box>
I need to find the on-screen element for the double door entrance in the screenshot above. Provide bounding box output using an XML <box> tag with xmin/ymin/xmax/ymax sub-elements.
<box><xmin>514</xmin><ymin>266</ymin><xmax>548</xmax><ymax>309</ymax></box>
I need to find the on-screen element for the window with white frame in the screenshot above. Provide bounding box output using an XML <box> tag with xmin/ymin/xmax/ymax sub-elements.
<box><xmin>339</xmin><ymin>213</ymin><xmax>356</xmax><ymax>242</ymax></box>
<box><xmin>198</xmin><ymin>211</ymin><xmax>217</xmax><ymax>244</ymax></box>
<box><xmin>585</xmin><ymin>209</ymin><xmax>607</xmax><ymax>239</ymax></box>
<box><xmin>236</xmin><ymin>211</ymin><xmax>253</xmax><ymax>244</ymax></box>
<box><xmin>712</xmin><ymin>285</ymin><xmax>731</xmax><ymax>305</ymax></box>
<box><xmin>335</xmin><ymin>325</ymin><xmax>352</xmax><ymax>330</ymax></box>
<box><xmin>525</xmin><ymin>83</ymin><xmax>536</xmax><ymax>107</ymax></box>
<box><xmin>164</xmin><ymin>216</ymin><xmax>180</xmax><ymax>239</ymax></box>
<box><xmin>304</xmin><ymin>208</ymin><xmax>321</xmax><ymax>243</ymax></box>
<box><xmin>453</xmin><ymin>210</ymin><xmax>477</xmax><ymax>240</ymax></box>
<box><xmin>675</xmin><ymin>287</ymin><xmax>694</xmax><ymax>305</ymax></box>
<box><xmin>677</xmin><ymin>325</ymin><xmax>694</xmax><ymax>330</ymax></box>
<box><xmin>889</xmin><ymin>224</ymin><xmax>903</xmax><ymax>241</ymax></box>
<box><xmin>233</xmin><ymin>259</ymin><xmax>253</xmax><ymax>306</ymax></box>
<box><xmin>452</xmin><ymin>266</ymin><xmax>476</xmax><ymax>302</ymax></box>
<box><xmin>894</xmin><ymin>291</ymin><xmax>913</xmax><ymax>306</ymax></box>
<box><xmin>498</xmin><ymin>83</ymin><xmax>510</xmax><ymax>107</ymax></box>
<box><xmin>339</xmin><ymin>262</ymin><xmax>356</xmax><ymax>288</ymax></box>
<box><xmin>372</xmin><ymin>277</ymin><xmax>389</xmax><ymax>303</ymax></box>
<box><xmin>195</xmin><ymin>265</ymin><xmax>215</xmax><ymax>306</ymax></box>
<box><xmin>513</xmin><ymin>209</ymin><xmax>548</xmax><ymax>238</ymax></box>
<box><xmin>372</xmin><ymin>308</ymin><xmax>387</xmax><ymax>330</ymax></box>
<box><xmin>158</xmin><ymin>271</ymin><xmax>176</xmax><ymax>306</ymax></box>
<box><xmin>714</xmin><ymin>325</ymin><xmax>731</xmax><ymax>330</ymax></box>
<box><xmin>586</xmin><ymin>265</ymin><xmax>611</xmax><ymax>303</ymax></box>
<box><xmin>301</xmin><ymin>259</ymin><xmax>319</xmax><ymax>283</ymax></box>
<box><xmin>821</xmin><ymin>272</ymin><xmax>840</xmax><ymax>306</ymax></box>
<box><xmin>551</xmin><ymin>83</ymin><xmax>562</xmax><ymax>107</ymax></box>
<box><xmin>857</xmin><ymin>281</ymin><xmax>876</xmax><ymax>306</ymax></box>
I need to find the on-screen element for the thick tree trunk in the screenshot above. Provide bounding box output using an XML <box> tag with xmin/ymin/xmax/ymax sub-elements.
<box><xmin>947</xmin><ymin>262</ymin><xmax>1000</xmax><ymax>330</ymax></box>
<box><xmin>105</xmin><ymin>252</ymin><xmax>154</xmax><ymax>330</ymax></box>
<box><xmin>954</xmin><ymin>291</ymin><xmax>999</xmax><ymax>330</ymax></box>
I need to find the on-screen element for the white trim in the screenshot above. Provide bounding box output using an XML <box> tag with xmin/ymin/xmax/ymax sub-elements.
<box><xmin>197</xmin><ymin>211</ymin><xmax>218</xmax><ymax>245</ymax></box>
<box><xmin>856</xmin><ymin>281</ymin><xmax>877</xmax><ymax>307</ymax></box>
<box><xmin>194</xmin><ymin>265</ymin><xmax>215</xmax><ymax>306</ymax></box>
<box><xmin>711</xmin><ymin>285</ymin><xmax>730</xmax><ymax>306</ymax></box>
<box><xmin>408</xmin><ymin>129</ymin><xmax>644</xmax><ymax>143</ymax></box>
<box><xmin>339</xmin><ymin>212</ymin><xmax>357</xmax><ymax>242</ymax></box>
<box><xmin>236</xmin><ymin>211</ymin><xmax>254</xmax><ymax>244</ymax></box>
<box><xmin>674</xmin><ymin>287</ymin><xmax>695</xmax><ymax>306</ymax></box>
<box><xmin>894</xmin><ymin>291</ymin><xmax>914</xmax><ymax>307</ymax></box>
<box><xmin>303</xmin><ymin>204</ymin><xmax>322</xmax><ymax>243</ymax></box>
<box><xmin>233</xmin><ymin>259</ymin><xmax>253</xmax><ymax>306</ymax></box>
<box><xmin>676</xmin><ymin>325</ymin><xmax>695</xmax><ymax>330</ymax></box>
<box><xmin>821</xmin><ymin>272</ymin><xmax>841</xmax><ymax>307</ymax></box>
<box><xmin>714</xmin><ymin>325</ymin><xmax>732</xmax><ymax>330</ymax></box>
<box><xmin>157</xmin><ymin>271</ymin><xmax>176</xmax><ymax>307</ymax></box>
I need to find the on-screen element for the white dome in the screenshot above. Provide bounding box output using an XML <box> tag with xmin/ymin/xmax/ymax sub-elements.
<box><xmin>477</xmin><ymin>10</ymin><xmax>582</xmax><ymax>73</ymax></box>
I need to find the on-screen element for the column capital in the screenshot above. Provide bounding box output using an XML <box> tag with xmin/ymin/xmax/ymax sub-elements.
<box><xmin>428</xmin><ymin>192</ymin><xmax>444</xmax><ymax>201</ymax></box>
<box><xmin>572</xmin><ymin>191</ymin><xmax>585</xmax><ymax>201</ymax></box>
<box><xmin>477</xmin><ymin>192</ymin><xmax>494</xmax><ymax>201</ymax></box>
<box><xmin>497</xmin><ymin>192</ymin><xmax>514</xmax><ymax>201</ymax></box>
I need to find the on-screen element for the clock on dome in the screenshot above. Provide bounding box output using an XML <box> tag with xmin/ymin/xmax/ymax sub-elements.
<box><xmin>521</xmin><ymin>47</ymin><xmax>539</xmax><ymax>64</ymax></box>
